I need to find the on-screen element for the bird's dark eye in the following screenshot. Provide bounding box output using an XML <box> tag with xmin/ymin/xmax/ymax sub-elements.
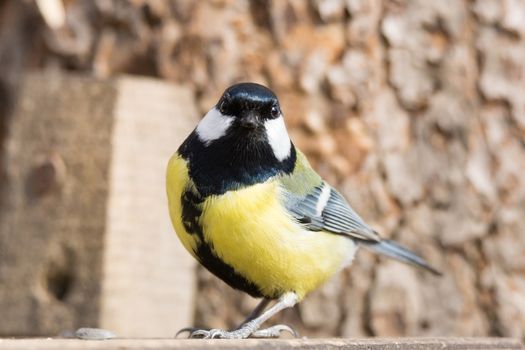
<box><xmin>219</xmin><ymin>99</ymin><xmax>228</xmax><ymax>114</ymax></box>
<box><xmin>270</xmin><ymin>105</ymin><xmax>279</xmax><ymax>119</ymax></box>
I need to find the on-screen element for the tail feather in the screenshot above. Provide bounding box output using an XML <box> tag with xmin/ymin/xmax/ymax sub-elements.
<box><xmin>363</xmin><ymin>239</ymin><xmax>442</xmax><ymax>276</ymax></box>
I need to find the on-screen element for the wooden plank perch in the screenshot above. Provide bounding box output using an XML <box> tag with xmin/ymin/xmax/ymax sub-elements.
<box><xmin>0</xmin><ymin>338</ymin><xmax>522</xmax><ymax>350</ymax></box>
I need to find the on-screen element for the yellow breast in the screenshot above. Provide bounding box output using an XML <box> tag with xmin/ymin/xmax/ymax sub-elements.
<box><xmin>167</xmin><ymin>154</ymin><xmax>356</xmax><ymax>300</ymax></box>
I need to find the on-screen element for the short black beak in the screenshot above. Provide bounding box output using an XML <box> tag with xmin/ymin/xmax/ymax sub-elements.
<box><xmin>240</xmin><ymin>113</ymin><xmax>259</xmax><ymax>129</ymax></box>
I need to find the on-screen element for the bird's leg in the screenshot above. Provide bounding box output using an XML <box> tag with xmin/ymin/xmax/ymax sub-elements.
<box><xmin>236</xmin><ymin>298</ymin><xmax>297</xmax><ymax>338</ymax></box>
<box><xmin>239</xmin><ymin>298</ymin><xmax>271</xmax><ymax>325</ymax></box>
<box><xmin>176</xmin><ymin>298</ymin><xmax>271</xmax><ymax>338</ymax></box>
<box><xmin>240</xmin><ymin>298</ymin><xmax>298</xmax><ymax>338</ymax></box>
<box><xmin>185</xmin><ymin>292</ymin><xmax>298</xmax><ymax>339</ymax></box>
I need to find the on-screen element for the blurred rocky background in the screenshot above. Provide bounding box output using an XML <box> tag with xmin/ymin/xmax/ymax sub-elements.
<box><xmin>1</xmin><ymin>0</ymin><xmax>524</xmax><ymax>340</ymax></box>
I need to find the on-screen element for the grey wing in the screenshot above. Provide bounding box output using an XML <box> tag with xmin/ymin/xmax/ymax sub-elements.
<box><xmin>282</xmin><ymin>181</ymin><xmax>381</xmax><ymax>242</ymax></box>
<box><xmin>281</xmin><ymin>181</ymin><xmax>442</xmax><ymax>275</ymax></box>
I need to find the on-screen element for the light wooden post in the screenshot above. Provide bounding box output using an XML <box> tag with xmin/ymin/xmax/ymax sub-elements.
<box><xmin>0</xmin><ymin>73</ymin><xmax>198</xmax><ymax>337</ymax></box>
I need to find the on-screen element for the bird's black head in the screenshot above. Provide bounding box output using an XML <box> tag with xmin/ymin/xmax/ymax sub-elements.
<box><xmin>179</xmin><ymin>82</ymin><xmax>296</xmax><ymax>196</ymax></box>
<box><xmin>217</xmin><ymin>82</ymin><xmax>281</xmax><ymax>130</ymax></box>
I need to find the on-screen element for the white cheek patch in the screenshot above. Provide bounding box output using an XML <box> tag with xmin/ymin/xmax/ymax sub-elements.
<box><xmin>265</xmin><ymin>116</ymin><xmax>291</xmax><ymax>161</ymax></box>
<box><xmin>196</xmin><ymin>107</ymin><xmax>233</xmax><ymax>145</ymax></box>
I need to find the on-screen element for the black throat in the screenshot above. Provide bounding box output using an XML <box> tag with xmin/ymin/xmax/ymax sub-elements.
<box><xmin>178</xmin><ymin>128</ymin><xmax>296</xmax><ymax>196</ymax></box>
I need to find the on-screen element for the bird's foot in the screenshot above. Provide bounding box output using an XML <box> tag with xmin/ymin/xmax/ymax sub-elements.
<box><xmin>177</xmin><ymin>326</ymin><xmax>253</xmax><ymax>339</ymax></box>
<box><xmin>251</xmin><ymin>324</ymin><xmax>298</xmax><ymax>338</ymax></box>
<box><xmin>175</xmin><ymin>322</ymin><xmax>297</xmax><ymax>339</ymax></box>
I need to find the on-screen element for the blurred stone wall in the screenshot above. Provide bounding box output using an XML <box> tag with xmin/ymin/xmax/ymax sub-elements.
<box><xmin>1</xmin><ymin>0</ymin><xmax>524</xmax><ymax>339</ymax></box>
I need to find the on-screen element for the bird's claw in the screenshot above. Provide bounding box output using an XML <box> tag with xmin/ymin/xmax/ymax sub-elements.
<box><xmin>175</xmin><ymin>327</ymin><xmax>208</xmax><ymax>338</ymax></box>
<box><xmin>175</xmin><ymin>323</ymin><xmax>298</xmax><ymax>339</ymax></box>
<box><xmin>251</xmin><ymin>324</ymin><xmax>298</xmax><ymax>338</ymax></box>
<box><xmin>183</xmin><ymin>328</ymin><xmax>245</xmax><ymax>339</ymax></box>
<box><xmin>202</xmin><ymin>329</ymin><xmax>233</xmax><ymax>339</ymax></box>
<box><xmin>176</xmin><ymin>327</ymin><xmax>244</xmax><ymax>339</ymax></box>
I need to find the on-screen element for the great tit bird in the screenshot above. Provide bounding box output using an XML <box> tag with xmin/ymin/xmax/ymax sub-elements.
<box><xmin>166</xmin><ymin>82</ymin><xmax>440</xmax><ymax>339</ymax></box>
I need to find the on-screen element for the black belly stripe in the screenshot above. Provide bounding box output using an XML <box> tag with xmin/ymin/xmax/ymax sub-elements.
<box><xmin>181</xmin><ymin>186</ymin><xmax>269</xmax><ymax>298</ymax></box>
<box><xmin>181</xmin><ymin>188</ymin><xmax>204</xmax><ymax>239</ymax></box>
<box><xmin>195</xmin><ymin>241</ymin><xmax>266</xmax><ymax>298</ymax></box>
